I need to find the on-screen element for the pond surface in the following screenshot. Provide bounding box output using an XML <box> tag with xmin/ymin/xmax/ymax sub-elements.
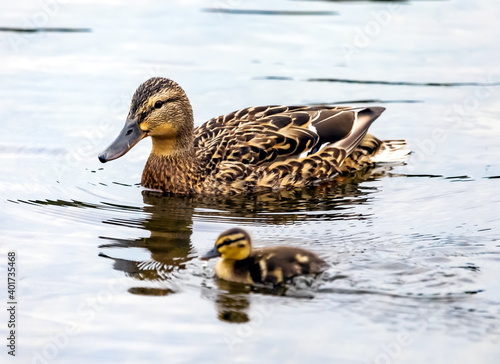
<box><xmin>1</xmin><ymin>0</ymin><xmax>500</xmax><ymax>363</ymax></box>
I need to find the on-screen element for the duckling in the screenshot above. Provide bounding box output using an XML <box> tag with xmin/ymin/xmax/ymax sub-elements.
<box><xmin>200</xmin><ymin>228</ymin><xmax>328</xmax><ymax>285</ymax></box>
<box><xmin>98</xmin><ymin>77</ymin><xmax>408</xmax><ymax>195</ymax></box>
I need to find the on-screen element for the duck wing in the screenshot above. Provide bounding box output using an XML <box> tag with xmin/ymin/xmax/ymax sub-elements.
<box><xmin>193</xmin><ymin>105</ymin><xmax>385</xmax><ymax>192</ymax></box>
<box><xmin>248</xmin><ymin>246</ymin><xmax>328</xmax><ymax>285</ymax></box>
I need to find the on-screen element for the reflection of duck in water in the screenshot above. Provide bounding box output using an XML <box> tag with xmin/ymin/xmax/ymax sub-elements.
<box><xmin>98</xmin><ymin>77</ymin><xmax>408</xmax><ymax>195</ymax></box>
<box><xmin>202</xmin><ymin>281</ymin><xmax>253</xmax><ymax>324</ymax></box>
<box><xmin>98</xmin><ymin>193</ymin><xmax>196</xmax><ymax>295</ymax></box>
<box><xmin>201</xmin><ymin>228</ymin><xmax>327</xmax><ymax>286</ymax></box>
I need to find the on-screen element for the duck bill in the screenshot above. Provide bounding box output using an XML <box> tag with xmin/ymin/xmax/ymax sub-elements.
<box><xmin>98</xmin><ymin>118</ymin><xmax>146</xmax><ymax>163</ymax></box>
<box><xmin>200</xmin><ymin>247</ymin><xmax>220</xmax><ymax>261</ymax></box>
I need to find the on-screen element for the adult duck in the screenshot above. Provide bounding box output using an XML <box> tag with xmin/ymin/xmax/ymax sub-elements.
<box><xmin>98</xmin><ymin>77</ymin><xmax>407</xmax><ymax>195</ymax></box>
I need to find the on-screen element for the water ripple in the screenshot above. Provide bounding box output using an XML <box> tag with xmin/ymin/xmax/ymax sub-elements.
<box><xmin>202</xmin><ymin>8</ymin><xmax>338</xmax><ymax>16</ymax></box>
<box><xmin>256</xmin><ymin>75</ymin><xmax>500</xmax><ymax>87</ymax></box>
<box><xmin>0</xmin><ymin>27</ymin><xmax>91</xmax><ymax>33</ymax></box>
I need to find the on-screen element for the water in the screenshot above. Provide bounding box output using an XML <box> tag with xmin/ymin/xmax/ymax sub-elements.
<box><xmin>1</xmin><ymin>0</ymin><xmax>500</xmax><ymax>363</ymax></box>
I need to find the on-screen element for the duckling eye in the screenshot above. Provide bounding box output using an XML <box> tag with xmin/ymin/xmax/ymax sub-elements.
<box><xmin>154</xmin><ymin>100</ymin><xmax>164</xmax><ymax>109</ymax></box>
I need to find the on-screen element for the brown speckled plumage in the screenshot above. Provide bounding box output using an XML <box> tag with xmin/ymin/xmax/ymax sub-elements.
<box><xmin>99</xmin><ymin>77</ymin><xmax>408</xmax><ymax>195</ymax></box>
<box><xmin>141</xmin><ymin>152</ymin><xmax>197</xmax><ymax>195</ymax></box>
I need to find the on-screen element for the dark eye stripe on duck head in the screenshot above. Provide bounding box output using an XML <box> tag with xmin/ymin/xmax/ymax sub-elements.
<box><xmin>216</xmin><ymin>233</ymin><xmax>247</xmax><ymax>249</ymax></box>
<box><xmin>133</xmin><ymin>97</ymin><xmax>181</xmax><ymax>120</ymax></box>
<box><xmin>151</xmin><ymin>97</ymin><xmax>181</xmax><ymax>110</ymax></box>
<box><xmin>130</xmin><ymin>97</ymin><xmax>183</xmax><ymax>126</ymax></box>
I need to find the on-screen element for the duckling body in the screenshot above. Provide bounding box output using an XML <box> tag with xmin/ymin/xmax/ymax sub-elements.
<box><xmin>200</xmin><ymin>228</ymin><xmax>327</xmax><ymax>285</ymax></box>
<box><xmin>99</xmin><ymin>77</ymin><xmax>408</xmax><ymax>195</ymax></box>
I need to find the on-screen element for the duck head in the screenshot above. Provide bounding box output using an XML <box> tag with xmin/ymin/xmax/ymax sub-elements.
<box><xmin>98</xmin><ymin>77</ymin><xmax>194</xmax><ymax>163</ymax></box>
<box><xmin>201</xmin><ymin>228</ymin><xmax>252</xmax><ymax>261</ymax></box>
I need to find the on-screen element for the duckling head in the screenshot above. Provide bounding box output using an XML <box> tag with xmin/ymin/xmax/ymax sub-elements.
<box><xmin>200</xmin><ymin>228</ymin><xmax>252</xmax><ymax>261</ymax></box>
<box><xmin>98</xmin><ymin>77</ymin><xmax>194</xmax><ymax>163</ymax></box>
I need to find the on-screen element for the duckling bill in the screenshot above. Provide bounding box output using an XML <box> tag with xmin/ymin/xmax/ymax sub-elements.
<box><xmin>200</xmin><ymin>228</ymin><xmax>327</xmax><ymax>285</ymax></box>
<box><xmin>99</xmin><ymin>77</ymin><xmax>408</xmax><ymax>195</ymax></box>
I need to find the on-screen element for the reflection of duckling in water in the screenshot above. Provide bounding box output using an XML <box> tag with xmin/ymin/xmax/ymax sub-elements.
<box><xmin>200</xmin><ymin>228</ymin><xmax>327</xmax><ymax>286</ymax></box>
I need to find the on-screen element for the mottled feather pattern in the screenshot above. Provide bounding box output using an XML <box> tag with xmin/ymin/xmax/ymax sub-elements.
<box><xmin>339</xmin><ymin>134</ymin><xmax>382</xmax><ymax>173</ymax></box>
<box><xmin>192</xmin><ymin>105</ymin><xmax>378</xmax><ymax>193</ymax></box>
<box><xmin>142</xmin><ymin>153</ymin><xmax>198</xmax><ymax>194</ymax></box>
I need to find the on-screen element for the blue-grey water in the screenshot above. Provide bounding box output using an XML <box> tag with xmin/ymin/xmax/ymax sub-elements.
<box><xmin>1</xmin><ymin>0</ymin><xmax>500</xmax><ymax>363</ymax></box>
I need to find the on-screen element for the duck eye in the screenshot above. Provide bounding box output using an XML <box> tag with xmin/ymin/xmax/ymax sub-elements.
<box><xmin>154</xmin><ymin>100</ymin><xmax>164</xmax><ymax>109</ymax></box>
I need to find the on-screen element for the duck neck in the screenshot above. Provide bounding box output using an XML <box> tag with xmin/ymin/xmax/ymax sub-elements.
<box><xmin>142</xmin><ymin>142</ymin><xmax>197</xmax><ymax>195</ymax></box>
